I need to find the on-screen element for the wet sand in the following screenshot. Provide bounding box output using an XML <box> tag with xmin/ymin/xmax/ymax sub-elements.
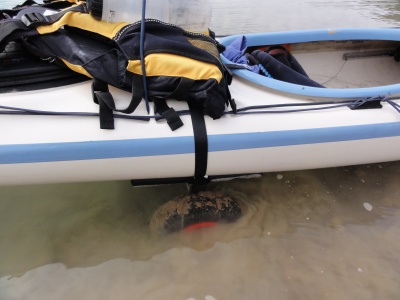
<box><xmin>1</xmin><ymin>162</ymin><xmax>400</xmax><ymax>299</ymax></box>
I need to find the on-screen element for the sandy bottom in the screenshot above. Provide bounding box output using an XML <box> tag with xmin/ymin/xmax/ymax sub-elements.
<box><xmin>0</xmin><ymin>162</ymin><xmax>400</xmax><ymax>299</ymax></box>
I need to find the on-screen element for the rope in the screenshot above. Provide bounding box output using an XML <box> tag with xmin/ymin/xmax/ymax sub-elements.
<box><xmin>0</xmin><ymin>105</ymin><xmax>152</xmax><ymax>121</ymax></box>
<box><xmin>230</xmin><ymin>96</ymin><xmax>400</xmax><ymax>115</ymax></box>
<box><xmin>140</xmin><ymin>0</ymin><xmax>150</xmax><ymax>113</ymax></box>
<box><xmin>1</xmin><ymin>96</ymin><xmax>399</xmax><ymax>122</ymax></box>
<box><xmin>245</xmin><ymin>53</ymin><xmax>273</xmax><ymax>78</ymax></box>
<box><xmin>234</xmin><ymin>99</ymin><xmax>354</xmax><ymax>114</ymax></box>
<box><xmin>385</xmin><ymin>97</ymin><xmax>400</xmax><ymax>114</ymax></box>
<box><xmin>258</xmin><ymin>64</ymin><xmax>273</xmax><ymax>78</ymax></box>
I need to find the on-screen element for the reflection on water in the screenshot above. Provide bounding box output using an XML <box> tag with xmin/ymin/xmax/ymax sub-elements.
<box><xmin>1</xmin><ymin>0</ymin><xmax>400</xmax><ymax>299</ymax></box>
<box><xmin>1</xmin><ymin>163</ymin><xmax>400</xmax><ymax>299</ymax></box>
<box><xmin>3</xmin><ymin>0</ymin><xmax>400</xmax><ymax>34</ymax></box>
<box><xmin>210</xmin><ymin>0</ymin><xmax>400</xmax><ymax>35</ymax></box>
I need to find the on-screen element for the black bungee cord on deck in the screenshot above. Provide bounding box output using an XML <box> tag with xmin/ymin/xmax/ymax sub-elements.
<box><xmin>0</xmin><ymin>104</ymin><xmax>152</xmax><ymax>121</ymax></box>
<box><xmin>386</xmin><ymin>97</ymin><xmax>400</xmax><ymax>114</ymax></box>
<box><xmin>2</xmin><ymin>95</ymin><xmax>400</xmax><ymax>119</ymax></box>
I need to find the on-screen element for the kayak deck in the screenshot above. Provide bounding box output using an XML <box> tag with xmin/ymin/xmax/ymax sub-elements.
<box><xmin>1</xmin><ymin>28</ymin><xmax>400</xmax><ymax>186</ymax></box>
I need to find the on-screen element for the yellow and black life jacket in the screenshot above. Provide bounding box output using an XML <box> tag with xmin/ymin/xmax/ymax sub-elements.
<box><xmin>0</xmin><ymin>0</ymin><xmax>233</xmax><ymax>130</ymax></box>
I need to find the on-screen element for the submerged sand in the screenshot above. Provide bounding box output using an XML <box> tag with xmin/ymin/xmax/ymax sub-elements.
<box><xmin>1</xmin><ymin>162</ymin><xmax>400</xmax><ymax>299</ymax></box>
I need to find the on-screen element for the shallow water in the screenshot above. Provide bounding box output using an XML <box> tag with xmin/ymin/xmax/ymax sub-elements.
<box><xmin>1</xmin><ymin>163</ymin><xmax>400</xmax><ymax>299</ymax></box>
<box><xmin>210</xmin><ymin>0</ymin><xmax>400</xmax><ymax>35</ymax></box>
<box><xmin>1</xmin><ymin>0</ymin><xmax>400</xmax><ymax>299</ymax></box>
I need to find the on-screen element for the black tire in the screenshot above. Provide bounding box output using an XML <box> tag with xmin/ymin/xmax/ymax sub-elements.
<box><xmin>150</xmin><ymin>191</ymin><xmax>245</xmax><ymax>235</ymax></box>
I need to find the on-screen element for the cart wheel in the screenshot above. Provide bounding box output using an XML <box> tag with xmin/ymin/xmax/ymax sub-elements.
<box><xmin>150</xmin><ymin>191</ymin><xmax>245</xmax><ymax>235</ymax></box>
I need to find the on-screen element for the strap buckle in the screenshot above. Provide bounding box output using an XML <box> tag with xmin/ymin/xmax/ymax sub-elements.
<box><xmin>21</xmin><ymin>12</ymin><xmax>49</xmax><ymax>28</ymax></box>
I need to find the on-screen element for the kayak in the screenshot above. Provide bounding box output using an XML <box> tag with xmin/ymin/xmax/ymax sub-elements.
<box><xmin>1</xmin><ymin>28</ymin><xmax>400</xmax><ymax>186</ymax></box>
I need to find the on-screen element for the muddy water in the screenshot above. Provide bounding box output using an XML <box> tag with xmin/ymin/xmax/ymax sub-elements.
<box><xmin>210</xmin><ymin>0</ymin><xmax>400</xmax><ymax>35</ymax></box>
<box><xmin>1</xmin><ymin>163</ymin><xmax>400</xmax><ymax>299</ymax></box>
<box><xmin>2</xmin><ymin>0</ymin><xmax>400</xmax><ymax>299</ymax></box>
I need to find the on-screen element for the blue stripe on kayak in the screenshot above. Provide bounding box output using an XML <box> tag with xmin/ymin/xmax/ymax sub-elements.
<box><xmin>1</xmin><ymin>122</ymin><xmax>400</xmax><ymax>164</ymax></box>
<box><xmin>209</xmin><ymin>122</ymin><xmax>400</xmax><ymax>151</ymax></box>
<box><xmin>0</xmin><ymin>137</ymin><xmax>195</xmax><ymax>164</ymax></box>
<box><xmin>219</xmin><ymin>28</ymin><xmax>400</xmax><ymax>98</ymax></box>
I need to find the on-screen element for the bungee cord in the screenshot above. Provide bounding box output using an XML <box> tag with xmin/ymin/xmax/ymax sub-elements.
<box><xmin>1</xmin><ymin>96</ymin><xmax>399</xmax><ymax>121</ymax></box>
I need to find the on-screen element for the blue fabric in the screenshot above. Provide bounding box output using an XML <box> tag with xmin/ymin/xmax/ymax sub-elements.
<box><xmin>222</xmin><ymin>36</ymin><xmax>259</xmax><ymax>73</ymax></box>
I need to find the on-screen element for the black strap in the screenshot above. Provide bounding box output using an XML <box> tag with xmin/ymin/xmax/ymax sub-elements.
<box><xmin>0</xmin><ymin>4</ymin><xmax>87</xmax><ymax>51</ymax></box>
<box><xmin>92</xmin><ymin>75</ymin><xmax>145</xmax><ymax>129</ymax></box>
<box><xmin>153</xmin><ymin>98</ymin><xmax>183</xmax><ymax>131</ymax></box>
<box><xmin>152</xmin><ymin>78</ymin><xmax>194</xmax><ymax>131</ymax></box>
<box><xmin>121</xmin><ymin>74</ymin><xmax>144</xmax><ymax>114</ymax></box>
<box><xmin>96</xmin><ymin>93</ymin><xmax>116</xmax><ymax>129</ymax></box>
<box><xmin>19</xmin><ymin>5</ymin><xmax>87</xmax><ymax>28</ymax></box>
<box><xmin>188</xmin><ymin>102</ymin><xmax>208</xmax><ymax>193</ymax></box>
<box><xmin>0</xmin><ymin>20</ymin><xmax>35</xmax><ymax>51</ymax></box>
<box><xmin>91</xmin><ymin>80</ymin><xmax>115</xmax><ymax>129</ymax></box>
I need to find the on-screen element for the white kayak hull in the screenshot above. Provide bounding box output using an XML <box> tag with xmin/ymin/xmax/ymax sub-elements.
<box><xmin>1</xmin><ymin>28</ymin><xmax>400</xmax><ymax>186</ymax></box>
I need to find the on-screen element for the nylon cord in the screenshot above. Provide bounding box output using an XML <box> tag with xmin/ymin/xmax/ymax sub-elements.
<box><xmin>1</xmin><ymin>96</ymin><xmax>399</xmax><ymax>120</ymax></box>
<box><xmin>140</xmin><ymin>0</ymin><xmax>150</xmax><ymax>113</ymax></box>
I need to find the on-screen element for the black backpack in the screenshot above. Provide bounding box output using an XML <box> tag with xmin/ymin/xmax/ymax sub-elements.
<box><xmin>0</xmin><ymin>0</ymin><xmax>233</xmax><ymax>130</ymax></box>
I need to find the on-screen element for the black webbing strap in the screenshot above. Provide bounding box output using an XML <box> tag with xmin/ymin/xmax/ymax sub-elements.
<box><xmin>91</xmin><ymin>79</ymin><xmax>115</xmax><ymax>129</ymax></box>
<box><xmin>0</xmin><ymin>4</ymin><xmax>87</xmax><ymax>51</ymax></box>
<box><xmin>92</xmin><ymin>75</ymin><xmax>144</xmax><ymax>129</ymax></box>
<box><xmin>0</xmin><ymin>20</ymin><xmax>35</xmax><ymax>51</ymax></box>
<box><xmin>188</xmin><ymin>102</ymin><xmax>209</xmax><ymax>193</ymax></box>
<box><xmin>153</xmin><ymin>98</ymin><xmax>183</xmax><ymax>131</ymax></box>
<box><xmin>152</xmin><ymin>78</ymin><xmax>195</xmax><ymax>131</ymax></box>
<box><xmin>122</xmin><ymin>74</ymin><xmax>144</xmax><ymax>114</ymax></box>
<box><xmin>20</xmin><ymin>4</ymin><xmax>87</xmax><ymax>27</ymax></box>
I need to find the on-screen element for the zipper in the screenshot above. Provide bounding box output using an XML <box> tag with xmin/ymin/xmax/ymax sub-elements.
<box><xmin>114</xmin><ymin>18</ymin><xmax>218</xmax><ymax>46</ymax></box>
